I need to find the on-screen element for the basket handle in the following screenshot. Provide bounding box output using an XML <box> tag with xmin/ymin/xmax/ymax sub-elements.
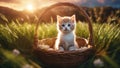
<box><xmin>34</xmin><ymin>2</ymin><xmax>94</xmax><ymax>48</ymax></box>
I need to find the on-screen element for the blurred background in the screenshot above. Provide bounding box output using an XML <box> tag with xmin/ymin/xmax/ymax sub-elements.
<box><xmin>0</xmin><ymin>0</ymin><xmax>120</xmax><ymax>68</ymax></box>
<box><xmin>0</xmin><ymin>0</ymin><xmax>120</xmax><ymax>24</ymax></box>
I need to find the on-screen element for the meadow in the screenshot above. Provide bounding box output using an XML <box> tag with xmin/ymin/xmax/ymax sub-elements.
<box><xmin>0</xmin><ymin>20</ymin><xmax>120</xmax><ymax>68</ymax></box>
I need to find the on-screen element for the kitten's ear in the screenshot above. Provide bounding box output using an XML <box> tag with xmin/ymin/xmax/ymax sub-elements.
<box><xmin>57</xmin><ymin>15</ymin><xmax>61</xmax><ymax>21</ymax></box>
<box><xmin>71</xmin><ymin>14</ymin><xmax>76</xmax><ymax>22</ymax></box>
<box><xmin>57</xmin><ymin>15</ymin><xmax>61</xmax><ymax>23</ymax></box>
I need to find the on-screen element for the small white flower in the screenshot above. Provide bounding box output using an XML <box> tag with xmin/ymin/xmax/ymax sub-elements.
<box><xmin>93</xmin><ymin>58</ymin><xmax>104</xmax><ymax>67</ymax></box>
<box><xmin>22</xmin><ymin>64</ymin><xmax>33</xmax><ymax>68</ymax></box>
<box><xmin>12</xmin><ymin>49</ymin><xmax>20</xmax><ymax>56</ymax></box>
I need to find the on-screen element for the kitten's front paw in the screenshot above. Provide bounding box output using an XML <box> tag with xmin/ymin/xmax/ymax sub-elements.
<box><xmin>69</xmin><ymin>45</ymin><xmax>79</xmax><ymax>51</ymax></box>
<box><xmin>69</xmin><ymin>46</ymin><xmax>76</xmax><ymax>51</ymax></box>
<box><xmin>59</xmin><ymin>47</ymin><xmax>64</xmax><ymax>51</ymax></box>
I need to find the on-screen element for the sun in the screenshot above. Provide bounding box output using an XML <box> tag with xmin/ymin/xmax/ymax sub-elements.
<box><xmin>26</xmin><ymin>4</ymin><xmax>34</xmax><ymax>12</ymax></box>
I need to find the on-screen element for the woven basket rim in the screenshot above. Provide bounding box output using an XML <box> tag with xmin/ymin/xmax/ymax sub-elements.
<box><xmin>35</xmin><ymin>46</ymin><xmax>94</xmax><ymax>54</ymax></box>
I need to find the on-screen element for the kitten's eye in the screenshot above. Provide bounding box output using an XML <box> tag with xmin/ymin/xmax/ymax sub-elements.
<box><xmin>68</xmin><ymin>24</ymin><xmax>71</xmax><ymax>26</ymax></box>
<box><xmin>62</xmin><ymin>24</ymin><xmax>65</xmax><ymax>27</ymax></box>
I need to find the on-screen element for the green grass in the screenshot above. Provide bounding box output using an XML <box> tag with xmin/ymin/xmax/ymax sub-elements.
<box><xmin>0</xmin><ymin>22</ymin><xmax>120</xmax><ymax>68</ymax></box>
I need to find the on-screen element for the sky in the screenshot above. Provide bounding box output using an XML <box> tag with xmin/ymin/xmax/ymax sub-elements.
<box><xmin>0</xmin><ymin>0</ymin><xmax>120</xmax><ymax>10</ymax></box>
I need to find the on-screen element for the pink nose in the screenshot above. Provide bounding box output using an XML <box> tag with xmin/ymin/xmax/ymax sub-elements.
<box><xmin>65</xmin><ymin>28</ymin><xmax>67</xmax><ymax>31</ymax></box>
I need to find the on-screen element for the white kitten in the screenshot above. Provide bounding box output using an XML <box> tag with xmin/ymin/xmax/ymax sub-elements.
<box><xmin>54</xmin><ymin>15</ymin><xmax>79</xmax><ymax>51</ymax></box>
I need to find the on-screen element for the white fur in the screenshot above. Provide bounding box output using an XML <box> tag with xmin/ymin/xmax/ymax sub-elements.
<box><xmin>55</xmin><ymin>31</ymin><xmax>78</xmax><ymax>51</ymax></box>
<box><xmin>60</xmin><ymin>32</ymin><xmax>74</xmax><ymax>43</ymax></box>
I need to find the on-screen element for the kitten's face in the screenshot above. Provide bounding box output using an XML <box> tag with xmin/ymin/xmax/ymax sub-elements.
<box><xmin>57</xmin><ymin>15</ymin><xmax>76</xmax><ymax>33</ymax></box>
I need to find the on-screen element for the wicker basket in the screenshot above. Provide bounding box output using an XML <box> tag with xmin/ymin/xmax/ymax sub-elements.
<box><xmin>33</xmin><ymin>2</ymin><xmax>95</xmax><ymax>68</ymax></box>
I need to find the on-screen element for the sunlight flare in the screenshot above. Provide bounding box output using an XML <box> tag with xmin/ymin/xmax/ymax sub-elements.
<box><xmin>26</xmin><ymin>4</ymin><xmax>34</xmax><ymax>12</ymax></box>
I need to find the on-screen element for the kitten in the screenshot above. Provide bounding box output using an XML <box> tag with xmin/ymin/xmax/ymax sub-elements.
<box><xmin>54</xmin><ymin>15</ymin><xmax>79</xmax><ymax>51</ymax></box>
